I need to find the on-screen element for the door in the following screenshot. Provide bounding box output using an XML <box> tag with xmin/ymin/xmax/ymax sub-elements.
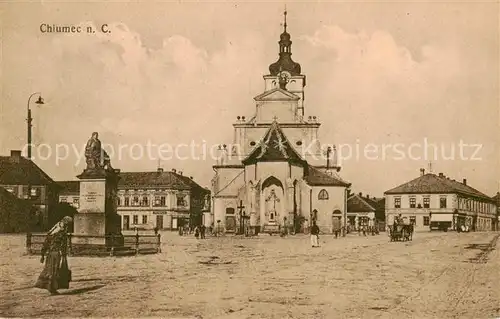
<box><xmin>156</xmin><ymin>215</ymin><xmax>164</xmax><ymax>230</ymax></box>
<box><xmin>123</xmin><ymin>215</ymin><xmax>130</xmax><ymax>230</ymax></box>
<box><xmin>172</xmin><ymin>217</ymin><xmax>178</xmax><ymax>230</ymax></box>
<box><xmin>226</xmin><ymin>216</ymin><xmax>236</xmax><ymax>232</ymax></box>
<box><xmin>332</xmin><ymin>216</ymin><xmax>341</xmax><ymax>232</ymax></box>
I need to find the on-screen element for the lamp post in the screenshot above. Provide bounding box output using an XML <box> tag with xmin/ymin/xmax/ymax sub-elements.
<box><xmin>26</xmin><ymin>92</ymin><xmax>44</xmax><ymax>231</ymax></box>
<box><xmin>27</xmin><ymin>92</ymin><xmax>44</xmax><ymax>161</ymax></box>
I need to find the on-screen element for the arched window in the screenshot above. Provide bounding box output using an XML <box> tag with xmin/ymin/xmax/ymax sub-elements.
<box><xmin>318</xmin><ymin>189</ymin><xmax>329</xmax><ymax>200</ymax></box>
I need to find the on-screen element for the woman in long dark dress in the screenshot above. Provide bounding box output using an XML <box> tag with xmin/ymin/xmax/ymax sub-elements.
<box><xmin>35</xmin><ymin>216</ymin><xmax>72</xmax><ymax>295</ymax></box>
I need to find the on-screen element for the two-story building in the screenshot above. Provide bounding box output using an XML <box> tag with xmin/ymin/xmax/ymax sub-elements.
<box><xmin>0</xmin><ymin>150</ymin><xmax>60</xmax><ymax>231</ymax></box>
<box><xmin>493</xmin><ymin>192</ymin><xmax>500</xmax><ymax>230</ymax></box>
<box><xmin>385</xmin><ymin>169</ymin><xmax>497</xmax><ymax>231</ymax></box>
<box><xmin>117</xmin><ymin>168</ymin><xmax>210</xmax><ymax>231</ymax></box>
<box><xmin>57</xmin><ymin>181</ymin><xmax>80</xmax><ymax>209</ymax></box>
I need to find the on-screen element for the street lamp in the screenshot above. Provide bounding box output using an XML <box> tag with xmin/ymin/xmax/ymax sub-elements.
<box><xmin>27</xmin><ymin>92</ymin><xmax>44</xmax><ymax>161</ymax></box>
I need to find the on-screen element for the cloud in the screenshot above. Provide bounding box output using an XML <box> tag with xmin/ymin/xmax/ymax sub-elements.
<box><xmin>1</xmin><ymin>21</ymin><xmax>496</xmax><ymax>193</ymax></box>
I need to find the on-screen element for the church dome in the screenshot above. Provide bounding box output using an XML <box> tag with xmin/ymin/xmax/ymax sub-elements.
<box><xmin>268</xmin><ymin>11</ymin><xmax>302</xmax><ymax>76</ymax></box>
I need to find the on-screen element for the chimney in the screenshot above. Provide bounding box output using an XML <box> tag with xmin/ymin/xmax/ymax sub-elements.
<box><xmin>10</xmin><ymin>150</ymin><xmax>22</xmax><ymax>163</ymax></box>
<box><xmin>179</xmin><ymin>171</ymin><xmax>183</xmax><ymax>176</ymax></box>
<box><xmin>463</xmin><ymin>179</ymin><xmax>467</xmax><ymax>185</ymax></box>
<box><xmin>438</xmin><ymin>173</ymin><xmax>444</xmax><ymax>177</ymax></box>
<box><xmin>190</xmin><ymin>176</ymin><xmax>194</xmax><ymax>179</ymax></box>
<box><xmin>157</xmin><ymin>168</ymin><xmax>163</xmax><ymax>173</ymax></box>
<box><xmin>359</xmin><ymin>192</ymin><xmax>362</xmax><ymax>197</ymax></box>
<box><xmin>420</xmin><ymin>168</ymin><xmax>425</xmax><ymax>176</ymax></box>
<box><xmin>367</xmin><ymin>194</ymin><xmax>370</xmax><ymax>199</ymax></box>
<box><xmin>172</xmin><ymin>168</ymin><xmax>176</xmax><ymax>173</ymax></box>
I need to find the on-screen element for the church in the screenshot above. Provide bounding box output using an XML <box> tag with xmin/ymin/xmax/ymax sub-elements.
<box><xmin>209</xmin><ymin>12</ymin><xmax>351</xmax><ymax>235</ymax></box>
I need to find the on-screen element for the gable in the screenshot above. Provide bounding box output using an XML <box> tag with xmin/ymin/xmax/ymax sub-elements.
<box><xmin>242</xmin><ymin>121</ymin><xmax>305</xmax><ymax>165</ymax></box>
<box><xmin>254</xmin><ymin>88</ymin><xmax>300</xmax><ymax>101</ymax></box>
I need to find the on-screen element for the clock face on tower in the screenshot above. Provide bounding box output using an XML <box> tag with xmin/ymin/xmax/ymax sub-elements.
<box><xmin>279</xmin><ymin>71</ymin><xmax>291</xmax><ymax>83</ymax></box>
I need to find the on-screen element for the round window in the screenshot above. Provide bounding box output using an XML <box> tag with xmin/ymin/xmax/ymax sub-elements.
<box><xmin>296</xmin><ymin>141</ymin><xmax>303</xmax><ymax>146</ymax></box>
<box><xmin>250</xmin><ymin>141</ymin><xmax>256</xmax><ymax>146</ymax></box>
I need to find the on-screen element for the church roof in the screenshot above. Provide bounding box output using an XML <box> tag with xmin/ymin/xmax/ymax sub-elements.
<box><xmin>254</xmin><ymin>87</ymin><xmax>300</xmax><ymax>101</ymax></box>
<box><xmin>305</xmin><ymin>166</ymin><xmax>351</xmax><ymax>187</ymax></box>
<box><xmin>242</xmin><ymin>121</ymin><xmax>305</xmax><ymax>165</ymax></box>
<box><xmin>385</xmin><ymin>173</ymin><xmax>493</xmax><ymax>201</ymax></box>
<box><xmin>347</xmin><ymin>194</ymin><xmax>376</xmax><ymax>213</ymax></box>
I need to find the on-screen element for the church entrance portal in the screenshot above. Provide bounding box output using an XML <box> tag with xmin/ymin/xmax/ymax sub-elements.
<box><xmin>261</xmin><ymin>176</ymin><xmax>285</xmax><ymax>229</ymax></box>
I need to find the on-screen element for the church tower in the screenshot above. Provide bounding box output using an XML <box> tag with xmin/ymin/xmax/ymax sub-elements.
<box><xmin>210</xmin><ymin>11</ymin><xmax>350</xmax><ymax>236</ymax></box>
<box><xmin>264</xmin><ymin>10</ymin><xmax>306</xmax><ymax>117</ymax></box>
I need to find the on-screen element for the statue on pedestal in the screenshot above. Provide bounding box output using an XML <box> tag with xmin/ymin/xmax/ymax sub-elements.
<box><xmin>84</xmin><ymin>132</ymin><xmax>113</xmax><ymax>171</ymax></box>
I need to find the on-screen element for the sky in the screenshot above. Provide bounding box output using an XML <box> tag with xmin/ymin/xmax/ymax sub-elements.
<box><xmin>0</xmin><ymin>1</ymin><xmax>499</xmax><ymax>196</ymax></box>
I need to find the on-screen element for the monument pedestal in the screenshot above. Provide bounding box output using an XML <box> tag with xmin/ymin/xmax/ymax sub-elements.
<box><xmin>73</xmin><ymin>168</ymin><xmax>123</xmax><ymax>250</ymax></box>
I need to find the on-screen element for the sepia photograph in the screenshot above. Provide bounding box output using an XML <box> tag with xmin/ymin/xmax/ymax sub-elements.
<box><xmin>0</xmin><ymin>1</ymin><xmax>499</xmax><ymax>318</ymax></box>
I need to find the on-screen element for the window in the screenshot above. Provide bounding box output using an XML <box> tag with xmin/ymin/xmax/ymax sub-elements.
<box><xmin>177</xmin><ymin>195</ymin><xmax>186</xmax><ymax>207</ymax></box>
<box><xmin>117</xmin><ymin>197</ymin><xmax>121</xmax><ymax>206</ymax></box>
<box><xmin>409</xmin><ymin>197</ymin><xmax>416</xmax><ymax>208</ymax></box>
<box><xmin>423</xmin><ymin>216</ymin><xmax>430</xmax><ymax>226</ymax></box>
<box><xmin>154</xmin><ymin>196</ymin><xmax>167</xmax><ymax>207</ymax></box>
<box><xmin>226</xmin><ymin>208</ymin><xmax>235</xmax><ymax>215</ymax></box>
<box><xmin>73</xmin><ymin>198</ymin><xmax>79</xmax><ymax>206</ymax></box>
<box><xmin>142</xmin><ymin>215</ymin><xmax>148</xmax><ymax>224</ymax></box>
<box><xmin>60</xmin><ymin>197</ymin><xmax>67</xmax><ymax>203</ymax></box>
<box><xmin>440</xmin><ymin>197</ymin><xmax>447</xmax><ymax>208</ymax></box>
<box><xmin>133</xmin><ymin>196</ymin><xmax>139</xmax><ymax>206</ymax></box>
<box><xmin>141</xmin><ymin>196</ymin><xmax>149</xmax><ymax>207</ymax></box>
<box><xmin>124</xmin><ymin>197</ymin><xmax>130</xmax><ymax>207</ymax></box>
<box><xmin>394</xmin><ymin>197</ymin><xmax>401</xmax><ymax>208</ymax></box>
<box><xmin>423</xmin><ymin>197</ymin><xmax>430</xmax><ymax>208</ymax></box>
<box><xmin>133</xmin><ymin>215</ymin><xmax>138</xmax><ymax>224</ymax></box>
<box><xmin>409</xmin><ymin>216</ymin><xmax>416</xmax><ymax>225</ymax></box>
<box><xmin>30</xmin><ymin>188</ymin><xmax>40</xmax><ymax>199</ymax></box>
<box><xmin>318</xmin><ymin>189</ymin><xmax>329</xmax><ymax>200</ymax></box>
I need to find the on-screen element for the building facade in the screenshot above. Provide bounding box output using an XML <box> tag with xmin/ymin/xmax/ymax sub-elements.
<box><xmin>0</xmin><ymin>150</ymin><xmax>60</xmax><ymax>231</ymax></box>
<box><xmin>210</xmin><ymin>14</ymin><xmax>350</xmax><ymax>234</ymax></box>
<box><xmin>347</xmin><ymin>193</ymin><xmax>376</xmax><ymax>230</ymax></box>
<box><xmin>385</xmin><ymin>169</ymin><xmax>497</xmax><ymax>231</ymax></box>
<box><xmin>117</xmin><ymin>168</ymin><xmax>210</xmax><ymax>231</ymax></box>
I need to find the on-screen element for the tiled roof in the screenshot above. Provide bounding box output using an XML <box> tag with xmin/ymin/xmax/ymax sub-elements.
<box><xmin>363</xmin><ymin>196</ymin><xmax>385</xmax><ymax>211</ymax></box>
<box><xmin>117</xmin><ymin>171</ymin><xmax>205</xmax><ymax>190</ymax></box>
<box><xmin>385</xmin><ymin>173</ymin><xmax>493</xmax><ymax>200</ymax></box>
<box><xmin>175</xmin><ymin>174</ymin><xmax>210</xmax><ymax>194</ymax></box>
<box><xmin>305</xmin><ymin>166</ymin><xmax>350</xmax><ymax>187</ymax></box>
<box><xmin>0</xmin><ymin>155</ymin><xmax>55</xmax><ymax>186</ymax></box>
<box><xmin>347</xmin><ymin>194</ymin><xmax>376</xmax><ymax>213</ymax></box>
<box><xmin>242</xmin><ymin>121</ymin><xmax>305</xmax><ymax>165</ymax></box>
<box><xmin>57</xmin><ymin>181</ymin><xmax>80</xmax><ymax>195</ymax></box>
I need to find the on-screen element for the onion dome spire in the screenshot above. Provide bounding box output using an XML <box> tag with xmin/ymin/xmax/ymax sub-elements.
<box><xmin>268</xmin><ymin>9</ymin><xmax>301</xmax><ymax>76</ymax></box>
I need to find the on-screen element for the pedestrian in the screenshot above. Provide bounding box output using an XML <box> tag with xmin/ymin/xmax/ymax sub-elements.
<box><xmin>35</xmin><ymin>216</ymin><xmax>73</xmax><ymax>295</ymax></box>
<box><xmin>194</xmin><ymin>226</ymin><xmax>200</xmax><ymax>239</ymax></box>
<box><xmin>200</xmin><ymin>224</ymin><xmax>206</xmax><ymax>239</ymax></box>
<box><xmin>310</xmin><ymin>221</ymin><xmax>320</xmax><ymax>247</ymax></box>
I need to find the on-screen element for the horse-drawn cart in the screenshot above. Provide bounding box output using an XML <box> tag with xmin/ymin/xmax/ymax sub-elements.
<box><xmin>388</xmin><ymin>224</ymin><xmax>413</xmax><ymax>242</ymax></box>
